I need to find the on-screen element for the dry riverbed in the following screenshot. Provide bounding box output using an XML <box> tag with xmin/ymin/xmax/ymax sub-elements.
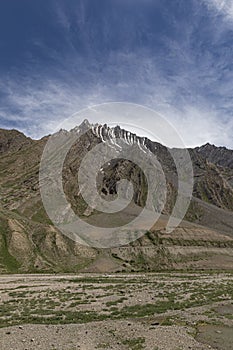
<box><xmin>0</xmin><ymin>273</ymin><xmax>233</xmax><ymax>350</ymax></box>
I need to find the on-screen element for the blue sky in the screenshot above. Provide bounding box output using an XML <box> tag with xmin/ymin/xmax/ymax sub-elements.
<box><xmin>0</xmin><ymin>0</ymin><xmax>233</xmax><ymax>148</ymax></box>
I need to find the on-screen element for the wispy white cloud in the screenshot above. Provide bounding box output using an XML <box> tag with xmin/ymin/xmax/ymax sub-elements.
<box><xmin>0</xmin><ymin>0</ymin><xmax>233</xmax><ymax>149</ymax></box>
<box><xmin>1</xmin><ymin>55</ymin><xmax>232</xmax><ymax>149</ymax></box>
<box><xmin>203</xmin><ymin>0</ymin><xmax>233</xmax><ymax>21</ymax></box>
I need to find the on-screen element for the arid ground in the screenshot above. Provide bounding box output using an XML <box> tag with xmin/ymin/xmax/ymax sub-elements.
<box><xmin>0</xmin><ymin>273</ymin><xmax>233</xmax><ymax>350</ymax></box>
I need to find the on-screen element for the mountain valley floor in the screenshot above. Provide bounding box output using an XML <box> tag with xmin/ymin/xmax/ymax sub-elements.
<box><xmin>0</xmin><ymin>272</ymin><xmax>233</xmax><ymax>350</ymax></box>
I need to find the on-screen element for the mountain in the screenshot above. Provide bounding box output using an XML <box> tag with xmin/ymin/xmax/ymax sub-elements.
<box><xmin>0</xmin><ymin>128</ymin><xmax>33</xmax><ymax>154</ymax></box>
<box><xmin>195</xmin><ymin>143</ymin><xmax>233</xmax><ymax>169</ymax></box>
<box><xmin>0</xmin><ymin>121</ymin><xmax>233</xmax><ymax>273</ymax></box>
<box><xmin>195</xmin><ymin>143</ymin><xmax>233</xmax><ymax>189</ymax></box>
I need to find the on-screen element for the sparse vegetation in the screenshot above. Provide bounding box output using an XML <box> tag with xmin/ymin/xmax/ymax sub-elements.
<box><xmin>0</xmin><ymin>273</ymin><xmax>233</xmax><ymax>329</ymax></box>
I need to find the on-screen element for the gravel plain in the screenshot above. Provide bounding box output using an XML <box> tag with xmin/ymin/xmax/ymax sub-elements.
<box><xmin>0</xmin><ymin>273</ymin><xmax>233</xmax><ymax>350</ymax></box>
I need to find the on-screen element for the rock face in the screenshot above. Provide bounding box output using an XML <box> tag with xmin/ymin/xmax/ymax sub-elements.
<box><xmin>195</xmin><ymin>143</ymin><xmax>233</xmax><ymax>189</ymax></box>
<box><xmin>195</xmin><ymin>143</ymin><xmax>233</xmax><ymax>169</ymax></box>
<box><xmin>0</xmin><ymin>128</ymin><xmax>33</xmax><ymax>154</ymax></box>
<box><xmin>0</xmin><ymin>121</ymin><xmax>233</xmax><ymax>273</ymax></box>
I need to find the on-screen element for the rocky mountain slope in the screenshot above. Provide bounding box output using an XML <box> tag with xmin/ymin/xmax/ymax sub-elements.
<box><xmin>0</xmin><ymin>122</ymin><xmax>233</xmax><ymax>273</ymax></box>
<box><xmin>195</xmin><ymin>143</ymin><xmax>233</xmax><ymax>189</ymax></box>
<box><xmin>195</xmin><ymin>143</ymin><xmax>233</xmax><ymax>169</ymax></box>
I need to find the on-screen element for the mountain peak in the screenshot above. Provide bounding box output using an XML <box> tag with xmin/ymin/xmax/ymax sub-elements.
<box><xmin>70</xmin><ymin>119</ymin><xmax>92</xmax><ymax>134</ymax></box>
<box><xmin>80</xmin><ymin>119</ymin><xmax>91</xmax><ymax>127</ymax></box>
<box><xmin>0</xmin><ymin>128</ymin><xmax>33</xmax><ymax>154</ymax></box>
<box><xmin>196</xmin><ymin>142</ymin><xmax>233</xmax><ymax>169</ymax></box>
